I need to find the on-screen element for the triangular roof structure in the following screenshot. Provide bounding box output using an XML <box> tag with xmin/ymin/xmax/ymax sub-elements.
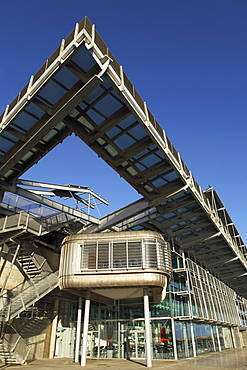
<box><xmin>0</xmin><ymin>17</ymin><xmax>246</xmax><ymax>297</ymax></box>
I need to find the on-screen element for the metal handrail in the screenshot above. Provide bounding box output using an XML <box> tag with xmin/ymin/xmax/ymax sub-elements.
<box><xmin>0</xmin><ymin>271</ymin><xmax>59</xmax><ymax>321</ymax></box>
<box><xmin>1</xmin><ymin>322</ymin><xmax>30</xmax><ymax>364</ymax></box>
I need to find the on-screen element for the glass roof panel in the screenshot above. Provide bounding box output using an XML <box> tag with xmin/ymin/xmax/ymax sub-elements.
<box><xmin>2</xmin><ymin>169</ymin><xmax>14</xmax><ymax>179</ymax></box>
<box><xmin>87</xmin><ymin>109</ymin><xmax>105</xmax><ymax>124</ymax></box>
<box><xmin>54</xmin><ymin>67</ymin><xmax>80</xmax><ymax>89</ymax></box>
<box><xmin>83</xmin><ymin>86</ymin><xmax>104</xmax><ymax>104</ymax></box>
<box><xmin>13</xmin><ymin>111</ymin><xmax>38</xmax><ymax>131</ymax></box>
<box><xmin>79</xmin><ymin>102</ymin><xmax>87</xmax><ymax>110</ymax></box>
<box><xmin>38</xmin><ymin>80</ymin><xmax>67</xmax><ymax>105</ymax></box>
<box><xmin>128</xmin><ymin>125</ymin><xmax>147</xmax><ymax>140</ymax></box>
<box><xmin>71</xmin><ymin>45</ymin><xmax>96</xmax><ymax>72</ymax></box>
<box><xmin>96</xmin><ymin>137</ymin><xmax>106</xmax><ymax>145</ymax></box>
<box><xmin>0</xmin><ymin>137</ymin><xmax>15</xmax><ymax>153</ymax></box>
<box><xmin>2</xmin><ymin>131</ymin><xmax>18</xmax><ymax>142</ymax></box>
<box><xmin>144</xmin><ymin>184</ymin><xmax>153</xmax><ymax>192</ymax></box>
<box><xmin>55</xmin><ymin>121</ymin><xmax>66</xmax><ymax>130</ymax></box>
<box><xmin>154</xmin><ymin>150</ymin><xmax>165</xmax><ymax>160</ymax></box>
<box><xmin>93</xmin><ymin>95</ymin><xmax>123</xmax><ymax>117</ymax></box>
<box><xmin>126</xmin><ymin>166</ymin><xmax>138</xmax><ymax>176</ymax></box>
<box><xmin>100</xmin><ymin>77</ymin><xmax>111</xmax><ymax>89</ymax></box>
<box><xmin>164</xmin><ymin>171</ymin><xmax>179</xmax><ymax>182</ymax></box>
<box><xmin>151</xmin><ymin>178</ymin><xmax>167</xmax><ymax>188</ymax></box>
<box><xmin>69</xmin><ymin>108</ymin><xmax>79</xmax><ymax>118</ymax></box>
<box><xmin>135</xmin><ymin>163</ymin><xmax>146</xmax><ymax>171</ymax></box>
<box><xmin>118</xmin><ymin>115</ymin><xmax>136</xmax><ymax>129</ymax></box>
<box><xmin>133</xmin><ymin>148</ymin><xmax>149</xmax><ymax>161</ymax></box>
<box><xmin>25</xmin><ymin>102</ymin><xmax>45</xmax><ymax>118</ymax></box>
<box><xmin>139</xmin><ymin>153</ymin><xmax>161</xmax><ymax>167</ymax></box>
<box><xmin>20</xmin><ymin>149</ymin><xmax>37</xmax><ymax>162</ymax></box>
<box><xmin>114</xmin><ymin>134</ymin><xmax>136</xmax><ymax>150</ymax></box>
<box><xmin>177</xmin><ymin>207</ymin><xmax>188</xmax><ymax>214</ymax></box>
<box><xmin>77</xmin><ymin>116</ymin><xmax>94</xmax><ymax>131</ymax></box>
<box><xmin>106</xmin><ymin>126</ymin><xmax>121</xmax><ymax>139</ymax></box>
<box><xmin>156</xmin><ymin>217</ymin><xmax>165</xmax><ymax>222</ymax></box>
<box><xmin>42</xmin><ymin>129</ymin><xmax>59</xmax><ymax>142</ymax></box>
<box><xmin>163</xmin><ymin>212</ymin><xmax>176</xmax><ymax>219</ymax></box>
<box><xmin>105</xmin><ymin>144</ymin><xmax>118</xmax><ymax>157</ymax></box>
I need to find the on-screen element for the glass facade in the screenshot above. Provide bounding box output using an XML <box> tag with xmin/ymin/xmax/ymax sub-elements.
<box><xmin>54</xmin><ymin>247</ymin><xmax>246</xmax><ymax>361</ymax></box>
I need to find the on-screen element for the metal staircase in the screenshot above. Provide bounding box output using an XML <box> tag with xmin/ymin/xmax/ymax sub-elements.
<box><xmin>0</xmin><ymin>191</ymin><xmax>87</xmax><ymax>363</ymax></box>
<box><xmin>8</xmin><ymin>245</ymin><xmax>42</xmax><ymax>280</ymax></box>
<box><xmin>0</xmin><ymin>323</ymin><xmax>31</xmax><ymax>364</ymax></box>
<box><xmin>0</xmin><ymin>270</ymin><xmax>59</xmax><ymax>322</ymax></box>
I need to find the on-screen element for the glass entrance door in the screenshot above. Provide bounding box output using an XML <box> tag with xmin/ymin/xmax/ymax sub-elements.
<box><xmin>86</xmin><ymin>330</ymin><xmax>100</xmax><ymax>358</ymax></box>
<box><xmin>128</xmin><ymin>330</ymin><xmax>145</xmax><ymax>359</ymax></box>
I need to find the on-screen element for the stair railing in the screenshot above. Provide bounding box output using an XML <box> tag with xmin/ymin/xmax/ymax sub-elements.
<box><xmin>1</xmin><ymin>322</ymin><xmax>31</xmax><ymax>364</ymax></box>
<box><xmin>0</xmin><ymin>270</ymin><xmax>59</xmax><ymax>321</ymax></box>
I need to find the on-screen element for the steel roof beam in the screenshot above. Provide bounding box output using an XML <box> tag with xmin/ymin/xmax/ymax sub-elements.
<box><xmin>0</xmin><ymin>75</ymin><xmax>103</xmax><ymax>179</ymax></box>
<box><xmin>83</xmin><ymin>198</ymin><xmax>151</xmax><ymax>233</ymax></box>
<box><xmin>180</xmin><ymin>231</ymin><xmax>221</xmax><ymax>249</ymax></box>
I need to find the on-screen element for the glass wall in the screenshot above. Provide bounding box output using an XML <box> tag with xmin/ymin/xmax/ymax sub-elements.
<box><xmin>152</xmin><ymin>319</ymin><xmax>173</xmax><ymax>359</ymax></box>
<box><xmin>54</xmin><ymin>246</ymin><xmax>245</xmax><ymax>360</ymax></box>
<box><xmin>193</xmin><ymin>323</ymin><xmax>217</xmax><ymax>356</ymax></box>
<box><xmin>218</xmin><ymin>326</ymin><xmax>234</xmax><ymax>350</ymax></box>
<box><xmin>174</xmin><ymin>321</ymin><xmax>194</xmax><ymax>359</ymax></box>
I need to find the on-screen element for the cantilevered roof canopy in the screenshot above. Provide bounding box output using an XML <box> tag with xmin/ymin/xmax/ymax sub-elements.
<box><xmin>0</xmin><ymin>17</ymin><xmax>246</xmax><ymax>296</ymax></box>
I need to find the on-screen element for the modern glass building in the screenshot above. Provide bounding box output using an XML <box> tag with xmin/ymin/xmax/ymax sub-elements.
<box><xmin>0</xmin><ymin>17</ymin><xmax>246</xmax><ymax>367</ymax></box>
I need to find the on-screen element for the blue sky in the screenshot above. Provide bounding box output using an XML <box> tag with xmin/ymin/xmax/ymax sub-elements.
<box><xmin>1</xmin><ymin>1</ymin><xmax>247</xmax><ymax>241</ymax></box>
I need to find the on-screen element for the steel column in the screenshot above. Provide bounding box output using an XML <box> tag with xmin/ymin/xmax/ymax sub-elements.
<box><xmin>144</xmin><ymin>288</ymin><xmax>152</xmax><ymax>367</ymax></box>
<box><xmin>81</xmin><ymin>291</ymin><xmax>91</xmax><ymax>367</ymax></box>
<box><xmin>75</xmin><ymin>296</ymin><xmax>83</xmax><ymax>363</ymax></box>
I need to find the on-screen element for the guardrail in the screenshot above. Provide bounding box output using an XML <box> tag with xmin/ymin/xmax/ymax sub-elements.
<box><xmin>1</xmin><ymin>323</ymin><xmax>31</xmax><ymax>364</ymax></box>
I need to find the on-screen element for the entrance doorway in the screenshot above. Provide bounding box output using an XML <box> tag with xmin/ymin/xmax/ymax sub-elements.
<box><xmin>86</xmin><ymin>330</ymin><xmax>100</xmax><ymax>358</ymax></box>
<box><xmin>55</xmin><ymin>326</ymin><xmax>75</xmax><ymax>357</ymax></box>
<box><xmin>128</xmin><ymin>330</ymin><xmax>145</xmax><ymax>359</ymax></box>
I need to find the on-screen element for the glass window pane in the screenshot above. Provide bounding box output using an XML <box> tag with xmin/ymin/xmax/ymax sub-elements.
<box><xmin>175</xmin><ymin>321</ymin><xmax>194</xmax><ymax>359</ymax></box>
<box><xmin>98</xmin><ymin>242</ymin><xmax>109</xmax><ymax>269</ymax></box>
<box><xmin>81</xmin><ymin>242</ymin><xmax>97</xmax><ymax>269</ymax></box>
<box><xmin>151</xmin><ymin>319</ymin><xmax>174</xmax><ymax>359</ymax></box>
<box><xmin>113</xmin><ymin>241</ymin><xmax>127</xmax><ymax>268</ymax></box>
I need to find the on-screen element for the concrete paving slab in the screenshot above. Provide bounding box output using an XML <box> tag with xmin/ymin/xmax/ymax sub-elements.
<box><xmin>0</xmin><ymin>347</ymin><xmax>247</xmax><ymax>370</ymax></box>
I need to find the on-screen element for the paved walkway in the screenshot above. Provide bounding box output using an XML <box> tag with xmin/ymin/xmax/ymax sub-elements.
<box><xmin>1</xmin><ymin>347</ymin><xmax>247</xmax><ymax>369</ymax></box>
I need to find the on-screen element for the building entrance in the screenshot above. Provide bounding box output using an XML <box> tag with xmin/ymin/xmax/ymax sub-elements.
<box><xmin>128</xmin><ymin>330</ymin><xmax>145</xmax><ymax>359</ymax></box>
<box><xmin>55</xmin><ymin>326</ymin><xmax>75</xmax><ymax>358</ymax></box>
<box><xmin>86</xmin><ymin>330</ymin><xmax>100</xmax><ymax>358</ymax></box>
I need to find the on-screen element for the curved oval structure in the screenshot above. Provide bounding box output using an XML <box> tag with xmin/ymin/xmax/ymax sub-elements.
<box><xmin>59</xmin><ymin>230</ymin><xmax>172</xmax><ymax>302</ymax></box>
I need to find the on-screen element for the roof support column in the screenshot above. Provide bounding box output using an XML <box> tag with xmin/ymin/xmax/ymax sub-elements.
<box><xmin>81</xmin><ymin>291</ymin><xmax>91</xmax><ymax>367</ymax></box>
<box><xmin>144</xmin><ymin>288</ymin><xmax>152</xmax><ymax>367</ymax></box>
<box><xmin>75</xmin><ymin>296</ymin><xmax>83</xmax><ymax>363</ymax></box>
